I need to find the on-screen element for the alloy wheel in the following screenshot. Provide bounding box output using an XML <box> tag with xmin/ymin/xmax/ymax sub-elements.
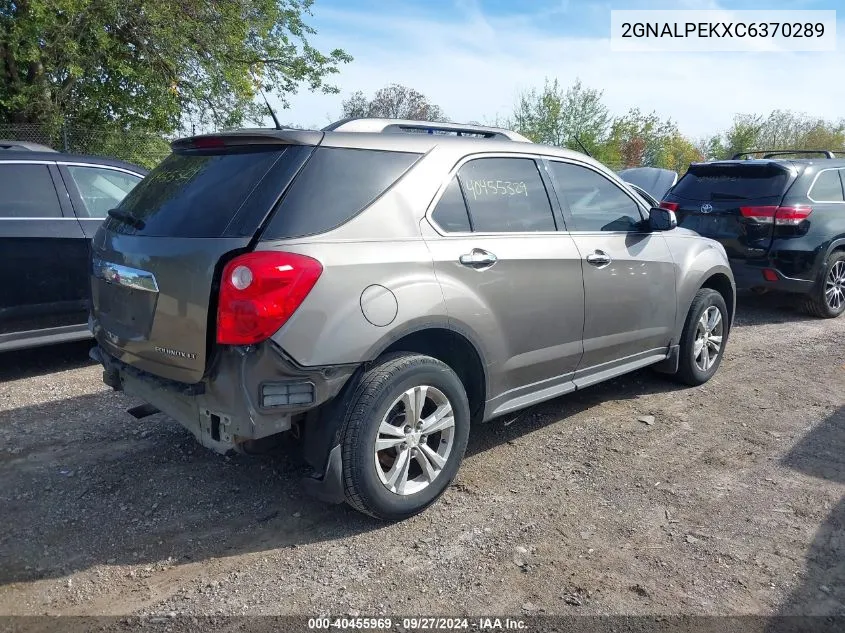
<box><xmin>374</xmin><ymin>385</ymin><xmax>455</xmax><ymax>496</ymax></box>
<box><xmin>693</xmin><ymin>306</ymin><xmax>724</xmax><ymax>372</ymax></box>
<box><xmin>825</xmin><ymin>260</ymin><xmax>845</xmax><ymax>311</ymax></box>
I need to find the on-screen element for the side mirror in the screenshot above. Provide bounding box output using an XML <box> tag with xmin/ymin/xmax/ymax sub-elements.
<box><xmin>648</xmin><ymin>207</ymin><xmax>677</xmax><ymax>231</ymax></box>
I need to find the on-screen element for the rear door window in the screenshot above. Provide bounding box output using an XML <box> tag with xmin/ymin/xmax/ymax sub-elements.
<box><xmin>456</xmin><ymin>157</ymin><xmax>556</xmax><ymax>232</ymax></box>
<box><xmin>66</xmin><ymin>166</ymin><xmax>142</xmax><ymax>218</ymax></box>
<box><xmin>107</xmin><ymin>148</ymin><xmax>287</xmax><ymax>237</ymax></box>
<box><xmin>262</xmin><ymin>147</ymin><xmax>421</xmax><ymax>240</ymax></box>
<box><xmin>808</xmin><ymin>169</ymin><xmax>845</xmax><ymax>202</ymax></box>
<box><xmin>0</xmin><ymin>164</ymin><xmax>62</xmax><ymax>218</ymax></box>
<box><xmin>672</xmin><ymin>164</ymin><xmax>789</xmax><ymax>201</ymax></box>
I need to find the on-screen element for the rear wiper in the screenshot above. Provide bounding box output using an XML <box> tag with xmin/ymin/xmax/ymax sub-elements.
<box><xmin>107</xmin><ymin>208</ymin><xmax>145</xmax><ymax>230</ymax></box>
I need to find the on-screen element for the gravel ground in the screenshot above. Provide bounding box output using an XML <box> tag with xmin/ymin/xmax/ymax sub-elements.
<box><xmin>0</xmin><ymin>292</ymin><xmax>843</xmax><ymax>620</ymax></box>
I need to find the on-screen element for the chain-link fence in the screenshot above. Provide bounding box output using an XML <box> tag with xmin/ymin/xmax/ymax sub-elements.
<box><xmin>0</xmin><ymin>123</ymin><xmax>172</xmax><ymax>169</ymax></box>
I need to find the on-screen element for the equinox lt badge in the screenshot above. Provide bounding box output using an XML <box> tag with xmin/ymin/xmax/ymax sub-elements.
<box><xmin>154</xmin><ymin>346</ymin><xmax>197</xmax><ymax>360</ymax></box>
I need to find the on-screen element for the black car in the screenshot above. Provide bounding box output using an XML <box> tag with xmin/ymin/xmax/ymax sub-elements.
<box><xmin>661</xmin><ymin>150</ymin><xmax>845</xmax><ymax>318</ymax></box>
<box><xmin>0</xmin><ymin>151</ymin><xmax>147</xmax><ymax>351</ymax></box>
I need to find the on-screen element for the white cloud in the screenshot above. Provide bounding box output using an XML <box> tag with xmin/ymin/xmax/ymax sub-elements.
<box><xmin>271</xmin><ymin>5</ymin><xmax>845</xmax><ymax>140</ymax></box>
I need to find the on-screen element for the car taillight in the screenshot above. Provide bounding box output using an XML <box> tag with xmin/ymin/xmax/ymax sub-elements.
<box><xmin>740</xmin><ymin>205</ymin><xmax>813</xmax><ymax>225</ymax></box>
<box><xmin>659</xmin><ymin>201</ymin><xmax>679</xmax><ymax>211</ymax></box>
<box><xmin>217</xmin><ymin>251</ymin><xmax>322</xmax><ymax>345</ymax></box>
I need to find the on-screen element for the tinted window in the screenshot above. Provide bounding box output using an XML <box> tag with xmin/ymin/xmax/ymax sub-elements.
<box><xmin>432</xmin><ymin>178</ymin><xmax>471</xmax><ymax>232</ymax></box>
<box><xmin>457</xmin><ymin>158</ymin><xmax>555</xmax><ymax>232</ymax></box>
<box><xmin>66</xmin><ymin>166</ymin><xmax>141</xmax><ymax>218</ymax></box>
<box><xmin>809</xmin><ymin>169</ymin><xmax>845</xmax><ymax>202</ymax></box>
<box><xmin>108</xmin><ymin>148</ymin><xmax>285</xmax><ymax>237</ymax></box>
<box><xmin>672</xmin><ymin>164</ymin><xmax>789</xmax><ymax>201</ymax></box>
<box><xmin>262</xmin><ymin>147</ymin><xmax>420</xmax><ymax>240</ymax></box>
<box><xmin>550</xmin><ymin>162</ymin><xmax>642</xmax><ymax>232</ymax></box>
<box><xmin>0</xmin><ymin>164</ymin><xmax>62</xmax><ymax>218</ymax></box>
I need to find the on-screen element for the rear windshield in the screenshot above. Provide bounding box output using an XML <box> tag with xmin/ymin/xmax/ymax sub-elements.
<box><xmin>106</xmin><ymin>147</ymin><xmax>286</xmax><ymax>237</ymax></box>
<box><xmin>672</xmin><ymin>164</ymin><xmax>790</xmax><ymax>201</ymax></box>
<box><xmin>261</xmin><ymin>147</ymin><xmax>421</xmax><ymax>240</ymax></box>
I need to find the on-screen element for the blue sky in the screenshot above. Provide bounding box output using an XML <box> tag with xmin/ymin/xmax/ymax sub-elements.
<box><xmin>268</xmin><ymin>0</ymin><xmax>844</xmax><ymax>139</ymax></box>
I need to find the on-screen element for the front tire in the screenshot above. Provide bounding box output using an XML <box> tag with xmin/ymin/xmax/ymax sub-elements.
<box><xmin>674</xmin><ymin>288</ymin><xmax>729</xmax><ymax>386</ymax></box>
<box><xmin>339</xmin><ymin>352</ymin><xmax>470</xmax><ymax>521</ymax></box>
<box><xmin>803</xmin><ymin>251</ymin><xmax>845</xmax><ymax>319</ymax></box>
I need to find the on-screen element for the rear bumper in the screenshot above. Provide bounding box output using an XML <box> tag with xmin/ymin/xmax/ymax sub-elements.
<box><xmin>730</xmin><ymin>259</ymin><xmax>816</xmax><ymax>294</ymax></box>
<box><xmin>92</xmin><ymin>343</ymin><xmax>358</xmax><ymax>454</ymax></box>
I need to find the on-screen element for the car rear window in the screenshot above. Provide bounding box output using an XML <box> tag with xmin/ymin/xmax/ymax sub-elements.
<box><xmin>672</xmin><ymin>164</ymin><xmax>790</xmax><ymax>201</ymax></box>
<box><xmin>261</xmin><ymin>147</ymin><xmax>421</xmax><ymax>240</ymax></box>
<box><xmin>105</xmin><ymin>147</ymin><xmax>288</xmax><ymax>237</ymax></box>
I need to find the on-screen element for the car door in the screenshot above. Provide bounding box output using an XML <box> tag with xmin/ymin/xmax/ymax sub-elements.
<box><xmin>58</xmin><ymin>163</ymin><xmax>144</xmax><ymax>238</ymax></box>
<box><xmin>421</xmin><ymin>155</ymin><xmax>585</xmax><ymax>418</ymax></box>
<box><xmin>0</xmin><ymin>161</ymin><xmax>88</xmax><ymax>340</ymax></box>
<box><xmin>546</xmin><ymin>159</ymin><xmax>676</xmax><ymax>385</ymax></box>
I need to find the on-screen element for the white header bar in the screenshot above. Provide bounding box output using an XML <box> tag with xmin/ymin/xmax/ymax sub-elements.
<box><xmin>610</xmin><ymin>10</ymin><xmax>837</xmax><ymax>52</ymax></box>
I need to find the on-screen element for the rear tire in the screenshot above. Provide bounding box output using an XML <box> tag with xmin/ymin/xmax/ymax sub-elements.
<box><xmin>803</xmin><ymin>251</ymin><xmax>845</xmax><ymax>319</ymax></box>
<box><xmin>339</xmin><ymin>352</ymin><xmax>470</xmax><ymax>521</ymax></box>
<box><xmin>674</xmin><ymin>288</ymin><xmax>729</xmax><ymax>386</ymax></box>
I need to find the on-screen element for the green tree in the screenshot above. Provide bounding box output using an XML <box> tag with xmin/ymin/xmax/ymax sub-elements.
<box><xmin>341</xmin><ymin>84</ymin><xmax>447</xmax><ymax>121</ymax></box>
<box><xmin>0</xmin><ymin>0</ymin><xmax>352</xmax><ymax>134</ymax></box>
<box><xmin>510</xmin><ymin>78</ymin><xmax>609</xmax><ymax>154</ymax></box>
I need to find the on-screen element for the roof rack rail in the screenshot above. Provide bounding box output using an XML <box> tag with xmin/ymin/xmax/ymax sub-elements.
<box><xmin>322</xmin><ymin>117</ymin><xmax>532</xmax><ymax>143</ymax></box>
<box><xmin>731</xmin><ymin>149</ymin><xmax>836</xmax><ymax>160</ymax></box>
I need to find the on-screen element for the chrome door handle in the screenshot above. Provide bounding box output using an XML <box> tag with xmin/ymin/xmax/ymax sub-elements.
<box><xmin>459</xmin><ymin>248</ymin><xmax>498</xmax><ymax>269</ymax></box>
<box><xmin>586</xmin><ymin>251</ymin><xmax>612</xmax><ymax>267</ymax></box>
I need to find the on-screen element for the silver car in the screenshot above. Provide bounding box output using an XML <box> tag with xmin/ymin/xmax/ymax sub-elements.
<box><xmin>89</xmin><ymin>118</ymin><xmax>735</xmax><ymax>520</ymax></box>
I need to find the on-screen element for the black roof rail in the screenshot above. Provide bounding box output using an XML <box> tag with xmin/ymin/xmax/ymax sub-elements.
<box><xmin>731</xmin><ymin>149</ymin><xmax>836</xmax><ymax>160</ymax></box>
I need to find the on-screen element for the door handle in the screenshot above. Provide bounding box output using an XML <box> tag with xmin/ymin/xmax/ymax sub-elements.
<box><xmin>586</xmin><ymin>250</ymin><xmax>612</xmax><ymax>267</ymax></box>
<box><xmin>459</xmin><ymin>248</ymin><xmax>498</xmax><ymax>269</ymax></box>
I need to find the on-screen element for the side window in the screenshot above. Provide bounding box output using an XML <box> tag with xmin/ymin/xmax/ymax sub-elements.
<box><xmin>263</xmin><ymin>147</ymin><xmax>421</xmax><ymax>239</ymax></box>
<box><xmin>809</xmin><ymin>169</ymin><xmax>845</xmax><ymax>202</ymax></box>
<box><xmin>456</xmin><ymin>158</ymin><xmax>556</xmax><ymax>232</ymax></box>
<box><xmin>431</xmin><ymin>178</ymin><xmax>471</xmax><ymax>232</ymax></box>
<box><xmin>66</xmin><ymin>166</ymin><xmax>142</xmax><ymax>218</ymax></box>
<box><xmin>550</xmin><ymin>162</ymin><xmax>643</xmax><ymax>232</ymax></box>
<box><xmin>0</xmin><ymin>164</ymin><xmax>62</xmax><ymax>218</ymax></box>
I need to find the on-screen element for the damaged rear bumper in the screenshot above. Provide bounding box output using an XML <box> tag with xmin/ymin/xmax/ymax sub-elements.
<box><xmin>91</xmin><ymin>343</ymin><xmax>357</xmax><ymax>458</ymax></box>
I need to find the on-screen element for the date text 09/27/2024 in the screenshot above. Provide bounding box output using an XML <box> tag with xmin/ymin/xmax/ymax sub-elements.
<box><xmin>307</xmin><ymin>617</ymin><xmax>528</xmax><ymax>630</ymax></box>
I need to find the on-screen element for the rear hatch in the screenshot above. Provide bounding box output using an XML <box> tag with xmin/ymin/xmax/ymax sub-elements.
<box><xmin>91</xmin><ymin>133</ymin><xmax>319</xmax><ymax>384</ymax></box>
<box><xmin>664</xmin><ymin>162</ymin><xmax>795</xmax><ymax>260</ymax></box>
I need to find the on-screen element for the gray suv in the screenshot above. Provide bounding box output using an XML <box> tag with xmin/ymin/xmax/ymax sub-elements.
<box><xmin>89</xmin><ymin>118</ymin><xmax>735</xmax><ymax>520</ymax></box>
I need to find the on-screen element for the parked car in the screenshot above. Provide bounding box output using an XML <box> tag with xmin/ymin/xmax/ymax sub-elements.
<box><xmin>618</xmin><ymin>166</ymin><xmax>678</xmax><ymax>202</ymax></box>
<box><xmin>0</xmin><ymin>151</ymin><xmax>147</xmax><ymax>352</ymax></box>
<box><xmin>89</xmin><ymin>118</ymin><xmax>735</xmax><ymax>520</ymax></box>
<box><xmin>660</xmin><ymin>150</ymin><xmax>845</xmax><ymax>317</ymax></box>
<box><xmin>0</xmin><ymin>139</ymin><xmax>58</xmax><ymax>152</ymax></box>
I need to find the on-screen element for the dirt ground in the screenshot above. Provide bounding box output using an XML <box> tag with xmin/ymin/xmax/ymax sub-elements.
<box><xmin>1</xmin><ymin>292</ymin><xmax>843</xmax><ymax>621</ymax></box>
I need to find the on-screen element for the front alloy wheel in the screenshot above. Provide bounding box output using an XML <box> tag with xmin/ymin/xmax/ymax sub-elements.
<box><xmin>674</xmin><ymin>288</ymin><xmax>729</xmax><ymax>386</ymax></box>
<box><xmin>693</xmin><ymin>306</ymin><xmax>724</xmax><ymax>372</ymax></box>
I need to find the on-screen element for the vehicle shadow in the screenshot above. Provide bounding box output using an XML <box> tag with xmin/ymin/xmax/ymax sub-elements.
<box><xmin>0</xmin><ymin>390</ymin><xmax>378</xmax><ymax>587</ymax></box>
<box><xmin>773</xmin><ymin>406</ymin><xmax>845</xmax><ymax>620</ymax></box>
<box><xmin>0</xmin><ymin>340</ymin><xmax>96</xmax><ymax>382</ymax></box>
<box><xmin>732</xmin><ymin>291</ymin><xmax>820</xmax><ymax>327</ymax></box>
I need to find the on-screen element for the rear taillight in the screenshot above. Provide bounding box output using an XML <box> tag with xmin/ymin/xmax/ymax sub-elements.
<box><xmin>660</xmin><ymin>201</ymin><xmax>679</xmax><ymax>211</ymax></box>
<box><xmin>740</xmin><ymin>205</ymin><xmax>813</xmax><ymax>225</ymax></box>
<box><xmin>216</xmin><ymin>252</ymin><xmax>322</xmax><ymax>345</ymax></box>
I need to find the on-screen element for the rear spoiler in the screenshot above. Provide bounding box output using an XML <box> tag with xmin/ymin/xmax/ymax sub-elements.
<box><xmin>171</xmin><ymin>129</ymin><xmax>324</xmax><ymax>151</ymax></box>
<box><xmin>732</xmin><ymin>149</ymin><xmax>836</xmax><ymax>160</ymax></box>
